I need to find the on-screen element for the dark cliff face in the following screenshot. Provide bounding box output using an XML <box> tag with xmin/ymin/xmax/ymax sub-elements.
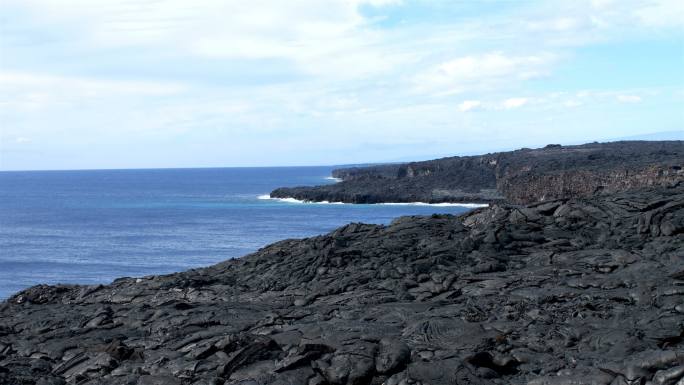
<box><xmin>492</xmin><ymin>141</ymin><xmax>684</xmax><ymax>204</ymax></box>
<box><xmin>1</xmin><ymin>185</ymin><xmax>683</xmax><ymax>384</ymax></box>
<box><xmin>271</xmin><ymin>141</ymin><xmax>683</xmax><ymax>204</ymax></box>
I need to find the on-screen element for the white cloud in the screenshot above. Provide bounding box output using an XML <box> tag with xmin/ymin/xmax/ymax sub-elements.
<box><xmin>438</xmin><ymin>53</ymin><xmax>549</xmax><ymax>79</ymax></box>
<box><xmin>0</xmin><ymin>71</ymin><xmax>184</xmax><ymax>97</ymax></box>
<box><xmin>518</xmin><ymin>0</ymin><xmax>684</xmax><ymax>48</ymax></box>
<box><xmin>14</xmin><ymin>137</ymin><xmax>31</xmax><ymax>144</ymax></box>
<box><xmin>633</xmin><ymin>0</ymin><xmax>684</xmax><ymax>28</ymax></box>
<box><xmin>526</xmin><ymin>17</ymin><xmax>584</xmax><ymax>32</ymax></box>
<box><xmin>616</xmin><ymin>94</ymin><xmax>642</xmax><ymax>103</ymax></box>
<box><xmin>416</xmin><ymin>52</ymin><xmax>556</xmax><ymax>95</ymax></box>
<box><xmin>503</xmin><ymin>97</ymin><xmax>528</xmax><ymax>109</ymax></box>
<box><xmin>590</xmin><ymin>0</ymin><xmax>617</xmax><ymax>9</ymax></box>
<box><xmin>1</xmin><ymin>0</ymin><xmax>406</xmax><ymax>81</ymax></box>
<box><xmin>0</xmin><ymin>71</ymin><xmax>186</xmax><ymax>117</ymax></box>
<box><xmin>457</xmin><ymin>100</ymin><xmax>481</xmax><ymax>112</ymax></box>
<box><xmin>564</xmin><ymin>100</ymin><xmax>582</xmax><ymax>108</ymax></box>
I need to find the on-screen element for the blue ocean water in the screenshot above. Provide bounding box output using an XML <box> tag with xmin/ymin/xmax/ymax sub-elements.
<box><xmin>0</xmin><ymin>167</ymin><xmax>477</xmax><ymax>299</ymax></box>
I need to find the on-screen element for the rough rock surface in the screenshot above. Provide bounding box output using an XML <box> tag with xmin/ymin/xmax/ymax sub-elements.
<box><xmin>1</xmin><ymin>184</ymin><xmax>683</xmax><ymax>384</ymax></box>
<box><xmin>270</xmin><ymin>141</ymin><xmax>683</xmax><ymax>204</ymax></box>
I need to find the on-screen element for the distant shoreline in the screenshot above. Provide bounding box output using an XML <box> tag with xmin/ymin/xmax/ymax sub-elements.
<box><xmin>270</xmin><ymin>140</ymin><xmax>683</xmax><ymax>205</ymax></box>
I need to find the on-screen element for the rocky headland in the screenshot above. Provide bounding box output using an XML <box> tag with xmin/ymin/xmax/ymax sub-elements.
<box><xmin>270</xmin><ymin>141</ymin><xmax>683</xmax><ymax>204</ymax></box>
<box><xmin>1</xmin><ymin>182</ymin><xmax>683</xmax><ymax>384</ymax></box>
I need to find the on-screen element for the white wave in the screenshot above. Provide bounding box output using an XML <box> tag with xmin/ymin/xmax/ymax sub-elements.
<box><xmin>258</xmin><ymin>194</ymin><xmax>487</xmax><ymax>207</ymax></box>
<box><xmin>274</xmin><ymin>197</ymin><xmax>306</xmax><ymax>204</ymax></box>
<box><xmin>259</xmin><ymin>196</ymin><xmax>346</xmax><ymax>204</ymax></box>
<box><xmin>325</xmin><ymin>176</ymin><xmax>342</xmax><ymax>182</ymax></box>
<box><xmin>379</xmin><ymin>202</ymin><xmax>489</xmax><ymax>208</ymax></box>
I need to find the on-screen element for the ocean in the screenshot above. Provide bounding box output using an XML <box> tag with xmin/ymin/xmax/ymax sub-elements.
<box><xmin>0</xmin><ymin>167</ymin><xmax>482</xmax><ymax>299</ymax></box>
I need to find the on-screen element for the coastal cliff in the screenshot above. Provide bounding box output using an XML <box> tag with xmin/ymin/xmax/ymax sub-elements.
<box><xmin>1</xmin><ymin>184</ymin><xmax>683</xmax><ymax>384</ymax></box>
<box><xmin>270</xmin><ymin>141</ymin><xmax>683</xmax><ymax>204</ymax></box>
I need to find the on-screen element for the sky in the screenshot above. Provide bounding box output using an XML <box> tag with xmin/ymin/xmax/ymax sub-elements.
<box><xmin>0</xmin><ymin>0</ymin><xmax>683</xmax><ymax>170</ymax></box>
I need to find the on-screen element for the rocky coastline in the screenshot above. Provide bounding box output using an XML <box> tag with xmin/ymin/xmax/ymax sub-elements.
<box><xmin>270</xmin><ymin>141</ymin><xmax>683</xmax><ymax>205</ymax></box>
<box><xmin>1</xmin><ymin>181</ymin><xmax>683</xmax><ymax>384</ymax></box>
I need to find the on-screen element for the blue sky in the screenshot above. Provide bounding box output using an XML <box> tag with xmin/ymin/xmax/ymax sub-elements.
<box><xmin>0</xmin><ymin>0</ymin><xmax>682</xmax><ymax>170</ymax></box>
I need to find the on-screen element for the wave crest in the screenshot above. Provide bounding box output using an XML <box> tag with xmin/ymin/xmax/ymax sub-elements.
<box><xmin>258</xmin><ymin>194</ymin><xmax>487</xmax><ymax>207</ymax></box>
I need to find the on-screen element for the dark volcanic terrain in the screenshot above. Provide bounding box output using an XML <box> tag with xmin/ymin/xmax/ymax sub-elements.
<box><xmin>270</xmin><ymin>141</ymin><xmax>683</xmax><ymax>204</ymax></box>
<box><xmin>2</xmin><ymin>184</ymin><xmax>683</xmax><ymax>384</ymax></box>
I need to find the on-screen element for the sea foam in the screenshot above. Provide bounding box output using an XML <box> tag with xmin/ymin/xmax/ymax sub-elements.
<box><xmin>378</xmin><ymin>202</ymin><xmax>489</xmax><ymax>208</ymax></box>
<box><xmin>258</xmin><ymin>194</ymin><xmax>487</xmax><ymax>207</ymax></box>
<box><xmin>259</xmin><ymin>196</ymin><xmax>344</xmax><ymax>204</ymax></box>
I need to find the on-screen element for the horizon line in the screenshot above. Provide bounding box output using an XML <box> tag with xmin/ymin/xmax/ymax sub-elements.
<box><xmin>1</xmin><ymin>137</ymin><xmax>681</xmax><ymax>173</ymax></box>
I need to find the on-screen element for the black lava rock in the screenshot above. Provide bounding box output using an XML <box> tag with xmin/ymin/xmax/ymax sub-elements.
<box><xmin>270</xmin><ymin>141</ymin><xmax>683</xmax><ymax>204</ymax></box>
<box><xmin>1</xmin><ymin>185</ymin><xmax>683</xmax><ymax>384</ymax></box>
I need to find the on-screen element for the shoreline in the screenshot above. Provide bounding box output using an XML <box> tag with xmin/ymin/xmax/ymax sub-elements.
<box><xmin>258</xmin><ymin>194</ymin><xmax>490</xmax><ymax>207</ymax></box>
<box><xmin>269</xmin><ymin>141</ymin><xmax>683</xmax><ymax>206</ymax></box>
